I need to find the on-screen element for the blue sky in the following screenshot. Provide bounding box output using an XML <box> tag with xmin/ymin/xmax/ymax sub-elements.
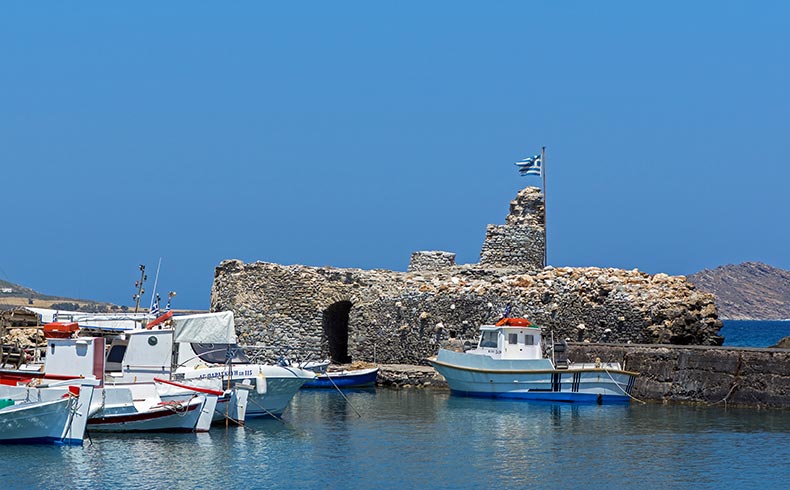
<box><xmin>1</xmin><ymin>2</ymin><xmax>788</xmax><ymax>309</ymax></box>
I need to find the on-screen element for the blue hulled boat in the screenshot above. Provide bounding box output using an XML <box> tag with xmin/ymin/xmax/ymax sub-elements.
<box><xmin>428</xmin><ymin>318</ymin><xmax>637</xmax><ymax>404</ymax></box>
<box><xmin>301</xmin><ymin>367</ymin><xmax>379</xmax><ymax>389</ymax></box>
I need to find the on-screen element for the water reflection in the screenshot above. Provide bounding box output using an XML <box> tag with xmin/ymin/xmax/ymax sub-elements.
<box><xmin>0</xmin><ymin>389</ymin><xmax>787</xmax><ymax>490</ymax></box>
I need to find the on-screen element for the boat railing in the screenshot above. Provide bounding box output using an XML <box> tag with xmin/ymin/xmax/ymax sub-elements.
<box><xmin>240</xmin><ymin>345</ymin><xmax>324</xmax><ymax>367</ymax></box>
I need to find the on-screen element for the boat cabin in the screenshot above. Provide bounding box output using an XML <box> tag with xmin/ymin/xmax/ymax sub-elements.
<box><xmin>470</xmin><ymin>322</ymin><xmax>543</xmax><ymax>360</ymax></box>
<box><xmin>43</xmin><ymin>311</ymin><xmax>247</xmax><ymax>383</ymax></box>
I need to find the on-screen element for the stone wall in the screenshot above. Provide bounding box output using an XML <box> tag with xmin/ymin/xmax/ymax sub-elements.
<box><xmin>210</xmin><ymin>185</ymin><xmax>723</xmax><ymax>365</ymax></box>
<box><xmin>212</xmin><ymin>260</ymin><xmax>722</xmax><ymax>365</ymax></box>
<box><xmin>408</xmin><ymin>251</ymin><xmax>456</xmax><ymax>272</ymax></box>
<box><xmin>566</xmin><ymin>343</ymin><xmax>790</xmax><ymax>409</ymax></box>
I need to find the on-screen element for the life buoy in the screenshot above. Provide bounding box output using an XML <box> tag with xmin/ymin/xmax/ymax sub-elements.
<box><xmin>495</xmin><ymin>317</ymin><xmax>532</xmax><ymax>327</ymax></box>
<box><xmin>146</xmin><ymin>311</ymin><xmax>174</xmax><ymax>329</ymax></box>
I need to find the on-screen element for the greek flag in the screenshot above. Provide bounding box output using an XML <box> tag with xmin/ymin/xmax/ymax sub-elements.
<box><xmin>150</xmin><ymin>299</ymin><xmax>160</xmax><ymax>316</ymax></box>
<box><xmin>515</xmin><ymin>154</ymin><xmax>542</xmax><ymax>176</ymax></box>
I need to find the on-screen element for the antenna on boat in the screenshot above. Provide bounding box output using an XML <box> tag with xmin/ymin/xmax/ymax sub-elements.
<box><xmin>149</xmin><ymin>258</ymin><xmax>162</xmax><ymax>313</ymax></box>
<box><xmin>166</xmin><ymin>291</ymin><xmax>176</xmax><ymax>311</ymax></box>
<box><xmin>133</xmin><ymin>264</ymin><xmax>147</xmax><ymax>313</ymax></box>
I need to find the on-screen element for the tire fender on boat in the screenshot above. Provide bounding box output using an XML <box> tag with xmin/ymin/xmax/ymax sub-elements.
<box><xmin>256</xmin><ymin>373</ymin><xmax>267</xmax><ymax>395</ymax></box>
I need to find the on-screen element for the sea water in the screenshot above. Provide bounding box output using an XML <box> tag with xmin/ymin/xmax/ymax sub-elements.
<box><xmin>720</xmin><ymin>320</ymin><xmax>790</xmax><ymax>347</ymax></box>
<box><xmin>1</xmin><ymin>388</ymin><xmax>788</xmax><ymax>490</ymax></box>
<box><xmin>1</xmin><ymin>321</ymin><xmax>788</xmax><ymax>489</ymax></box>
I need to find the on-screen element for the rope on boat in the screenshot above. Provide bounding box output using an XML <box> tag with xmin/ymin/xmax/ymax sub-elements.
<box><xmin>160</xmin><ymin>396</ymin><xmax>195</xmax><ymax>417</ymax></box>
<box><xmin>602</xmin><ymin>366</ymin><xmax>645</xmax><ymax>404</ymax></box>
<box><xmin>61</xmin><ymin>393</ymin><xmax>80</xmax><ymax>444</ymax></box>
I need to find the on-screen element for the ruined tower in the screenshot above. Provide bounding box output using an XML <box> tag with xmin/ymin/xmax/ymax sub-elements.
<box><xmin>479</xmin><ymin>186</ymin><xmax>545</xmax><ymax>271</ymax></box>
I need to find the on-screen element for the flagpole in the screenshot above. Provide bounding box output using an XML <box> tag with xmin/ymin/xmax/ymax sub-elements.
<box><xmin>149</xmin><ymin>257</ymin><xmax>162</xmax><ymax>312</ymax></box>
<box><xmin>541</xmin><ymin>146</ymin><xmax>547</xmax><ymax>268</ymax></box>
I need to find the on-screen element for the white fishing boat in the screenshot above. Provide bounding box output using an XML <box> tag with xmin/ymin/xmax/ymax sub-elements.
<box><xmin>0</xmin><ymin>336</ymin><xmax>228</xmax><ymax>431</ymax></box>
<box><xmin>428</xmin><ymin>318</ymin><xmax>638</xmax><ymax>404</ymax></box>
<box><xmin>0</xmin><ymin>379</ymin><xmax>97</xmax><ymax>445</ymax></box>
<box><xmin>99</xmin><ymin>311</ymin><xmax>315</xmax><ymax>417</ymax></box>
<box><xmin>30</xmin><ymin>311</ymin><xmax>314</xmax><ymax>418</ymax></box>
<box><xmin>86</xmin><ymin>385</ymin><xmax>210</xmax><ymax>433</ymax></box>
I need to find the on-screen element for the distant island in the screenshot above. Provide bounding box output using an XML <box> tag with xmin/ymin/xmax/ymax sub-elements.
<box><xmin>687</xmin><ymin>262</ymin><xmax>790</xmax><ymax>320</ymax></box>
<box><xmin>0</xmin><ymin>278</ymin><xmax>121</xmax><ymax>312</ymax></box>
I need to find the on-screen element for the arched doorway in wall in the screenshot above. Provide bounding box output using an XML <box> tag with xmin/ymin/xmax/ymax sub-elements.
<box><xmin>322</xmin><ymin>300</ymin><xmax>353</xmax><ymax>364</ymax></box>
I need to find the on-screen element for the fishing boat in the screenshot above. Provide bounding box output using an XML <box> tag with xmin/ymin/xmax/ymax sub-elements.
<box><xmin>76</xmin><ymin>311</ymin><xmax>314</xmax><ymax>417</ymax></box>
<box><xmin>301</xmin><ymin>362</ymin><xmax>379</xmax><ymax>389</ymax></box>
<box><xmin>427</xmin><ymin>318</ymin><xmax>637</xmax><ymax>404</ymax></box>
<box><xmin>86</xmin><ymin>386</ymin><xmax>212</xmax><ymax>433</ymax></box>
<box><xmin>0</xmin><ymin>379</ymin><xmax>97</xmax><ymax>445</ymax></box>
<box><xmin>0</xmin><ymin>334</ymin><xmax>237</xmax><ymax>430</ymax></box>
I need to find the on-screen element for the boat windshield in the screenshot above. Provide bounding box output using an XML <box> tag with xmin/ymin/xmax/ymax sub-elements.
<box><xmin>479</xmin><ymin>331</ymin><xmax>498</xmax><ymax>348</ymax></box>
<box><xmin>190</xmin><ymin>343</ymin><xmax>250</xmax><ymax>364</ymax></box>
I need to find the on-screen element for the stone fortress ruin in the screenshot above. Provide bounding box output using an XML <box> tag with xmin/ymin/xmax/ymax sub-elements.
<box><xmin>210</xmin><ymin>187</ymin><xmax>723</xmax><ymax>365</ymax></box>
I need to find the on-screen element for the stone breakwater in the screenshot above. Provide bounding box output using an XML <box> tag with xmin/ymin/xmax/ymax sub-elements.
<box><xmin>567</xmin><ymin>343</ymin><xmax>790</xmax><ymax>409</ymax></box>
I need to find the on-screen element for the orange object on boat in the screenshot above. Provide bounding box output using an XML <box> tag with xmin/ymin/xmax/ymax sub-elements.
<box><xmin>495</xmin><ymin>317</ymin><xmax>532</xmax><ymax>327</ymax></box>
<box><xmin>146</xmin><ymin>310</ymin><xmax>173</xmax><ymax>329</ymax></box>
<box><xmin>43</xmin><ymin>322</ymin><xmax>79</xmax><ymax>338</ymax></box>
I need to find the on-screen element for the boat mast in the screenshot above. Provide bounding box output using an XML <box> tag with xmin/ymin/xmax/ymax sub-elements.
<box><xmin>133</xmin><ymin>264</ymin><xmax>147</xmax><ymax>314</ymax></box>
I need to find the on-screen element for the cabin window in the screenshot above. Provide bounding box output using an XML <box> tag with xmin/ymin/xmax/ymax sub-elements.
<box><xmin>508</xmin><ymin>333</ymin><xmax>518</xmax><ymax>345</ymax></box>
<box><xmin>105</xmin><ymin>344</ymin><xmax>127</xmax><ymax>372</ymax></box>
<box><xmin>480</xmin><ymin>331</ymin><xmax>498</xmax><ymax>348</ymax></box>
<box><xmin>106</xmin><ymin>345</ymin><xmax>127</xmax><ymax>364</ymax></box>
<box><xmin>191</xmin><ymin>343</ymin><xmax>251</xmax><ymax>364</ymax></box>
<box><xmin>524</xmin><ymin>335</ymin><xmax>535</xmax><ymax>345</ymax></box>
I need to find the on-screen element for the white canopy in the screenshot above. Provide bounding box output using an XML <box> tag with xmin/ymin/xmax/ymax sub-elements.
<box><xmin>172</xmin><ymin>311</ymin><xmax>237</xmax><ymax>344</ymax></box>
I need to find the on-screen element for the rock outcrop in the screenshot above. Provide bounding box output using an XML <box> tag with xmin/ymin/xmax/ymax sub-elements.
<box><xmin>211</xmin><ymin>186</ymin><xmax>723</xmax><ymax>364</ymax></box>
<box><xmin>687</xmin><ymin>262</ymin><xmax>790</xmax><ymax>320</ymax></box>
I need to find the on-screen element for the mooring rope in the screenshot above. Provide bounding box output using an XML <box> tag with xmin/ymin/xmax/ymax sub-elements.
<box><xmin>710</xmin><ymin>382</ymin><xmax>740</xmax><ymax>408</ymax></box>
<box><xmin>602</xmin><ymin>366</ymin><xmax>645</xmax><ymax>404</ymax></box>
<box><xmin>213</xmin><ymin>406</ymin><xmax>245</xmax><ymax>427</ymax></box>
<box><xmin>325</xmin><ymin>372</ymin><xmax>362</xmax><ymax>418</ymax></box>
<box><xmin>246</xmin><ymin>397</ymin><xmax>289</xmax><ymax>425</ymax></box>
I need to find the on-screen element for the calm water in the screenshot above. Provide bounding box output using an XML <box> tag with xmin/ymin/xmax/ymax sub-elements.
<box><xmin>1</xmin><ymin>389</ymin><xmax>788</xmax><ymax>490</ymax></box>
<box><xmin>721</xmin><ymin>320</ymin><xmax>790</xmax><ymax>347</ymax></box>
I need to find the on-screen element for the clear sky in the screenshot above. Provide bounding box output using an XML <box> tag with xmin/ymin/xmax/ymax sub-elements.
<box><xmin>1</xmin><ymin>2</ymin><xmax>788</xmax><ymax>310</ymax></box>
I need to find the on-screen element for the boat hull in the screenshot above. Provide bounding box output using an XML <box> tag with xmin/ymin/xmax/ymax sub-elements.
<box><xmin>430</xmin><ymin>350</ymin><xmax>636</xmax><ymax>404</ymax></box>
<box><xmin>302</xmin><ymin>368</ymin><xmax>379</xmax><ymax>389</ymax></box>
<box><xmin>88</xmin><ymin>396</ymin><xmax>205</xmax><ymax>432</ymax></box>
<box><xmin>179</xmin><ymin>364</ymin><xmax>314</xmax><ymax>417</ymax></box>
<box><xmin>0</xmin><ymin>384</ymin><xmax>95</xmax><ymax>445</ymax></box>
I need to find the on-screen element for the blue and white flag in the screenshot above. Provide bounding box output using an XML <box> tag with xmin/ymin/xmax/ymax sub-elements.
<box><xmin>515</xmin><ymin>154</ymin><xmax>542</xmax><ymax>176</ymax></box>
<box><xmin>150</xmin><ymin>298</ymin><xmax>160</xmax><ymax>316</ymax></box>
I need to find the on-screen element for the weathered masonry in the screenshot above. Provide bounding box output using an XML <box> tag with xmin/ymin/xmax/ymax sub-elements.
<box><xmin>211</xmin><ymin>186</ymin><xmax>722</xmax><ymax>364</ymax></box>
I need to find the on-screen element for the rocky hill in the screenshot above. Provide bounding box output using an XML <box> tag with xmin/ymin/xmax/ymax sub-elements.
<box><xmin>687</xmin><ymin>262</ymin><xmax>790</xmax><ymax>320</ymax></box>
<box><xmin>0</xmin><ymin>279</ymin><xmax>118</xmax><ymax>312</ymax></box>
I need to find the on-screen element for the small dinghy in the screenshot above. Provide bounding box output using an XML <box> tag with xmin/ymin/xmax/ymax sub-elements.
<box><xmin>301</xmin><ymin>362</ymin><xmax>379</xmax><ymax>389</ymax></box>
